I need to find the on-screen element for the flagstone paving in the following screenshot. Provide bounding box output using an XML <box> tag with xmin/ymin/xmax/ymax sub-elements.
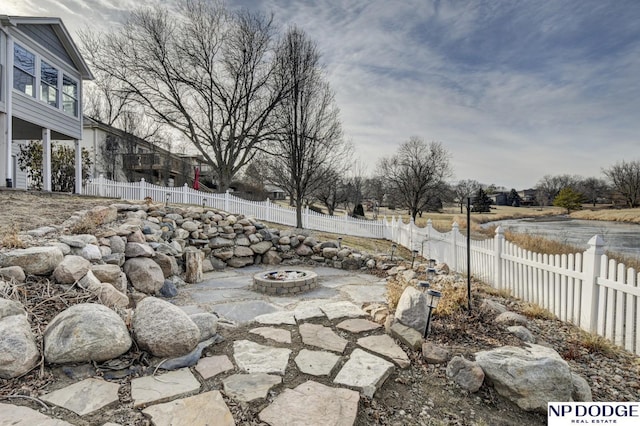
<box><xmin>3</xmin><ymin>267</ymin><xmax>409</xmax><ymax>426</ymax></box>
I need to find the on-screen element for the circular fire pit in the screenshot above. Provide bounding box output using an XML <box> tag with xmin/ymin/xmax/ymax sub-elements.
<box><xmin>253</xmin><ymin>270</ymin><xmax>318</xmax><ymax>295</ymax></box>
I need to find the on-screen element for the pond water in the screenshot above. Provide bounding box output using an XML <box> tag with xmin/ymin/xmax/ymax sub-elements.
<box><xmin>482</xmin><ymin>217</ymin><xmax>640</xmax><ymax>259</ymax></box>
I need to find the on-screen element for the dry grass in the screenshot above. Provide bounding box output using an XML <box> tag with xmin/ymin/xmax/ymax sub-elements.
<box><xmin>0</xmin><ymin>225</ymin><xmax>27</xmax><ymax>249</ymax></box>
<box><xmin>571</xmin><ymin>207</ymin><xmax>640</xmax><ymax>223</ymax></box>
<box><xmin>576</xmin><ymin>331</ymin><xmax>619</xmax><ymax>358</ymax></box>
<box><xmin>386</xmin><ymin>274</ymin><xmax>412</xmax><ymax>311</ymax></box>
<box><xmin>434</xmin><ymin>284</ymin><xmax>468</xmax><ymax>317</ymax></box>
<box><xmin>520</xmin><ymin>302</ymin><xmax>556</xmax><ymax>320</ymax></box>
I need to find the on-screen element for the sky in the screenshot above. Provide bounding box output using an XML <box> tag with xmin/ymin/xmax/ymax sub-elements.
<box><xmin>5</xmin><ymin>0</ymin><xmax>640</xmax><ymax>189</ymax></box>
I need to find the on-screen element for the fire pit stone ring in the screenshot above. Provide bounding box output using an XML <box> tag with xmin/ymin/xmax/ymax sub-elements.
<box><xmin>253</xmin><ymin>270</ymin><xmax>318</xmax><ymax>295</ymax></box>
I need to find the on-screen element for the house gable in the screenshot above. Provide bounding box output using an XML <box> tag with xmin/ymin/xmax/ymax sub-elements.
<box><xmin>16</xmin><ymin>23</ymin><xmax>75</xmax><ymax>70</ymax></box>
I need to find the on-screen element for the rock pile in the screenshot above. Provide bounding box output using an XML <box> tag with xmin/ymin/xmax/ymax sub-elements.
<box><xmin>0</xmin><ymin>202</ymin><xmax>387</xmax><ymax>379</ymax></box>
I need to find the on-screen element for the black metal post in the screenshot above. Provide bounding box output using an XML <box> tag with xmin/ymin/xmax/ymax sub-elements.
<box><xmin>423</xmin><ymin>305</ymin><xmax>434</xmax><ymax>338</ymax></box>
<box><xmin>467</xmin><ymin>197</ymin><xmax>472</xmax><ymax>312</ymax></box>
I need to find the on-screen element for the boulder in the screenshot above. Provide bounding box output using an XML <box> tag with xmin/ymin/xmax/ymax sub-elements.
<box><xmin>507</xmin><ymin>325</ymin><xmax>535</xmax><ymax>343</ymax></box>
<box><xmin>109</xmin><ymin>236</ymin><xmax>126</xmax><ymax>254</ymax></box>
<box><xmin>0</xmin><ymin>315</ymin><xmax>39</xmax><ymax>378</ymax></box>
<box><xmin>295</xmin><ymin>244</ymin><xmax>313</xmax><ymax>256</ymax></box>
<box><xmin>422</xmin><ymin>342</ymin><xmax>451</xmax><ymax>364</ymax></box>
<box><xmin>91</xmin><ymin>264</ymin><xmax>123</xmax><ymax>284</ymax></box>
<box><xmin>53</xmin><ymin>255</ymin><xmax>91</xmax><ymax>284</ymax></box>
<box><xmin>81</xmin><ymin>244</ymin><xmax>102</xmax><ymax>261</ymax></box>
<box><xmin>159</xmin><ymin>280</ymin><xmax>178</xmax><ymax>298</ymax></box>
<box><xmin>87</xmin><ymin>205</ymin><xmax>118</xmax><ymax>225</ymax></box>
<box><xmin>480</xmin><ymin>299</ymin><xmax>508</xmax><ymax>314</ymax></box>
<box><xmin>132</xmin><ymin>297</ymin><xmax>200</xmax><ymax>357</ymax></box>
<box><xmin>153</xmin><ymin>252</ymin><xmax>180</xmax><ymax>278</ymax></box>
<box><xmin>322</xmin><ymin>247</ymin><xmax>339</xmax><ymax>259</ymax></box>
<box><xmin>0</xmin><ymin>266</ymin><xmax>26</xmax><ymax>283</ymax></box>
<box><xmin>0</xmin><ymin>246</ymin><xmax>63</xmax><ymax>275</ymax></box>
<box><xmin>209</xmin><ymin>237</ymin><xmax>234</xmax><ymax>249</ymax></box>
<box><xmin>394</xmin><ymin>286</ymin><xmax>428</xmax><ymax>333</ymax></box>
<box><xmin>250</xmin><ymin>241</ymin><xmax>272</xmax><ymax>255</ymax></box>
<box><xmin>234</xmin><ymin>246</ymin><xmax>254</xmax><ymax>258</ymax></box>
<box><xmin>125</xmin><ymin>242</ymin><xmax>155</xmax><ymax>258</ymax></box>
<box><xmin>475</xmin><ymin>344</ymin><xmax>573</xmax><ymax>412</ymax></box>
<box><xmin>189</xmin><ymin>313</ymin><xmax>219</xmax><ymax>341</ymax></box>
<box><xmin>227</xmin><ymin>256</ymin><xmax>255</xmax><ymax>268</ymax></box>
<box><xmin>571</xmin><ymin>373</ymin><xmax>593</xmax><ymax>402</ymax></box>
<box><xmin>92</xmin><ymin>283</ymin><xmax>129</xmax><ymax>308</ymax></box>
<box><xmin>0</xmin><ymin>298</ymin><xmax>26</xmax><ymax>320</ymax></box>
<box><xmin>44</xmin><ymin>303</ymin><xmax>132</xmax><ymax>364</ymax></box>
<box><xmin>78</xmin><ymin>270</ymin><xmax>102</xmax><ymax>291</ymax></box>
<box><xmin>495</xmin><ymin>311</ymin><xmax>528</xmax><ymax>326</ymax></box>
<box><xmin>446</xmin><ymin>356</ymin><xmax>484</xmax><ymax>392</ymax></box>
<box><xmin>123</xmin><ymin>257</ymin><xmax>165</xmax><ymax>295</ymax></box>
<box><xmin>60</xmin><ymin>234</ymin><xmax>97</xmax><ymax>248</ymax></box>
<box><xmin>262</xmin><ymin>251</ymin><xmax>282</xmax><ymax>265</ymax></box>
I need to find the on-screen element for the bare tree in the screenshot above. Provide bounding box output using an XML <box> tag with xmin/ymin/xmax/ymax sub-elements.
<box><xmin>264</xmin><ymin>26</ymin><xmax>348</xmax><ymax>228</ymax></box>
<box><xmin>603</xmin><ymin>160</ymin><xmax>640</xmax><ymax>207</ymax></box>
<box><xmin>535</xmin><ymin>174</ymin><xmax>581</xmax><ymax>206</ymax></box>
<box><xmin>81</xmin><ymin>0</ymin><xmax>289</xmax><ymax>192</ymax></box>
<box><xmin>313</xmin><ymin>168</ymin><xmax>348</xmax><ymax>215</ymax></box>
<box><xmin>453</xmin><ymin>179</ymin><xmax>481</xmax><ymax>213</ymax></box>
<box><xmin>576</xmin><ymin>177</ymin><xmax>610</xmax><ymax>207</ymax></box>
<box><xmin>379</xmin><ymin>137</ymin><xmax>452</xmax><ymax>221</ymax></box>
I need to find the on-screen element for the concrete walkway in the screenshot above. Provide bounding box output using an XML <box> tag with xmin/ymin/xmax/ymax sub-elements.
<box><xmin>1</xmin><ymin>266</ymin><xmax>400</xmax><ymax>426</ymax></box>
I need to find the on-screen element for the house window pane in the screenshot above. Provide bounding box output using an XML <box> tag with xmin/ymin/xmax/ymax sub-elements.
<box><xmin>41</xmin><ymin>61</ymin><xmax>59</xmax><ymax>107</ymax></box>
<box><xmin>13</xmin><ymin>44</ymin><xmax>35</xmax><ymax>97</ymax></box>
<box><xmin>62</xmin><ymin>75</ymin><xmax>78</xmax><ymax>116</ymax></box>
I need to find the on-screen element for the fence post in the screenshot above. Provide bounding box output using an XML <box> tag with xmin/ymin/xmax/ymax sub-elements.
<box><xmin>494</xmin><ymin>226</ymin><xmax>505</xmax><ymax>289</ymax></box>
<box><xmin>265</xmin><ymin>198</ymin><xmax>271</xmax><ymax>222</ymax></box>
<box><xmin>140</xmin><ymin>178</ymin><xmax>146</xmax><ymax>200</ymax></box>
<box><xmin>98</xmin><ymin>174</ymin><xmax>105</xmax><ymax>197</ymax></box>
<box><xmin>182</xmin><ymin>183</ymin><xmax>188</xmax><ymax>204</ymax></box>
<box><xmin>452</xmin><ymin>222</ymin><xmax>459</xmax><ymax>272</ymax></box>
<box><xmin>305</xmin><ymin>206</ymin><xmax>310</xmax><ymax>228</ymax></box>
<box><xmin>224</xmin><ymin>190</ymin><xmax>230</xmax><ymax>212</ymax></box>
<box><xmin>425</xmin><ymin>219</ymin><xmax>433</xmax><ymax>259</ymax></box>
<box><xmin>580</xmin><ymin>235</ymin><xmax>605</xmax><ymax>333</ymax></box>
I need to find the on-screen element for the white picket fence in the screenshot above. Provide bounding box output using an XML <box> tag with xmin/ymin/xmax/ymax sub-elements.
<box><xmin>84</xmin><ymin>175</ymin><xmax>640</xmax><ymax>355</ymax></box>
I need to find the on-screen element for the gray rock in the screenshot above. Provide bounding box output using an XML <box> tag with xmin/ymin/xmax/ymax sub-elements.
<box><xmin>153</xmin><ymin>252</ymin><xmax>180</xmax><ymax>278</ymax></box>
<box><xmin>333</xmin><ymin>348</ymin><xmax>394</xmax><ymax>398</ymax></box>
<box><xmin>0</xmin><ymin>402</ymin><xmax>74</xmax><ymax>425</ymax></box>
<box><xmin>495</xmin><ymin>311</ymin><xmax>529</xmax><ymax>326</ymax></box>
<box><xmin>571</xmin><ymin>373</ymin><xmax>593</xmax><ymax>402</ymax></box>
<box><xmin>475</xmin><ymin>344</ymin><xmax>573</xmax><ymax>412</ymax></box>
<box><xmin>44</xmin><ymin>303</ymin><xmax>132</xmax><ymax>364</ymax></box>
<box><xmin>0</xmin><ymin>298</ymin><xmax>26</xmax><ymax>319</ymax></box>
<box><xmin>250</xmin><ymin>241</ymin><xmax>272</xmax><ymax>255</ymax></box>
<box><xmin>0</xmin><ymin>314</ymin><xmax>39</xmax><ymax>378</ymax></box>
<box><xmin>125</xmin><ymin>242</ymin><xmax>155</xmax><ymax>258</ymax></box>
<box><xmin>131</xmin><ymin>368</ymin><xmax>200</xmax><ymax>408</ymax></box>
<box><xmin>390</xmin><ymin>321</ymin><xmax>423</xmax><ymax>350</ymax></box>
<box><xmin>92</xmin><ymin>282</ymin><xmax>129</xmax><ymax>308</ymax></box>
<box><xmin>159</xmin><ymin>280</ymin><xmax>178</xmax><ymax>298</ymax></box>
<box><xmin>90</xmin><ymin>264</ymin><xmax>122</xmax><ymax>284</ymax></box>
<box><xmin>0</xmin><ymin>265</ymin><xmax>26</xmax><ymax>283</ymax></box>
<box><xmin>508</xmin><ymin>325</ymin><xmax>536</xmax><ymax>343</ymax></box>
<box><xmin>481</xmin><ymin>298</ymin><xmax>508</xmax><ymax>314</ymax></box>
<box><xmin>299</xmin><ymin>323</ymin><xmax>348</xmax><ymax>353</ymax></box>
<box><xmin>227</xmin><ymin>256</ymin><xmax>254</xmax><ymax>268</ymax></box>
<box><xmin>189</xmin><ymin>313</ymin><xmax>219</xmax><ymax>341</ymax></box>
<box><xmin>0</xmin><ymin>246</ymin><xmax>63</xmax><ymax>275</ymax></box>
<box><xmin>209</xmin><ymin>237</ymin><xmax>234</xmax><ymax>249</ymax></box>
<box><xmin>184</xmin><ymin>249</ymin><xmax>204</xmax><ymax>283</ymax></box>
<box><xmin>357</xmin><ymin>334</ymin><xmax>410</xmax><ymax>368</ymax></box>
<box><xmin>295</xmin><ymin>244</ymin><xmax>313</xmax><ymax>256</ymax></box>
<box><xmin>322</xmin><ymin>247</ymin><xmax>339</xmax><ymax>259</ymax></box>
<box><xmin>262</xmin><ymin>251</ymin><xmax>282</xmax><ymax>265</ymax></box>
<box><xmin>123</xmin><ymin>257</ymin><xmax>165</xmax><ymax>295</ymax></box>
<box><xmin>78</xmin><ymin>270</ymin><xmax>101</xmax><ymax>291</ymax></box>
<box><xmin>53</xmin><ymin>255</ymin><xmax>91</xmax><ymax>284</ymax></box>
<box><xmin>60</xmin><ymin>234</ymin><xmax>97</xmax><ymax>248</ymax></box>
<box><xmin>446</xmin><ymin>356</ymin><xmax>485</xmax><ymax>392</ymax></box>
<box><xmin>41</xmin><ymin>377</ymin><xmax>120</xmax><ymax>416</ymax></box>
<box><xmin>27</xmin><ymin>226</ymin><xmax>58</xmax><ymax>237</ymax></box>
<box><xmin>422</xmin><ymin>341</ymin><xmax>451</xmax><ymax>364</ymax></box>
<box><xmin>81</xmin><ymin>244</ymin><xmax>102</xmax><ymax>261</ymax></box>
<box><xmin>133</xmin><ymin>297</ymin><xmax>200</xmax><ymax>357</ymax></box>
<box><xmin>233</xmin><ymin>340</ymin><xmax>291</xmax><ymax>374</ymax></box>
<box><xmin>394</xmin><ymin>286</ymin><xmax>428</xmax><ymax>333</ymax></box>
<box><xmin>181</xmin><ymin>220</ymin><xmax>199</xmax><ymax>232</ymax></box>
<box><xmin>109</xmin><ymin>236</ymin><xmax>126</xmax><ymax>254</ymax></box>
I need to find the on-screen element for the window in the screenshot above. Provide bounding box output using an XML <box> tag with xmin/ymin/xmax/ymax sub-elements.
<box><xmin>13</xmin><ymin>44</ymin><xmax>35</xmax><ymax>97</ymax></box>
<box><xmin>62</xmin><ymin>75</ymin><xmax>78</xmax><ymax>116</ymax></box>
<box><xmin>41</xmin><ymin>61</ymin><xmax>59</xmax><ymax>107</ymax></box>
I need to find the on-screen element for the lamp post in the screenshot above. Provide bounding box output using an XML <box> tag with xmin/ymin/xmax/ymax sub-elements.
<box><xmin>423</xmin><ymin>289</ymin><xmax>442</xmax><ymax>338</ymax></box>
<box><xmin>428</xmin><ymin>258</ymin><xmax>437</xmax><ymax>268</ymax></box>
<box><xmin>411</xmin><ymin>249</ymin><xmax>419</xmax><ymax>269</ymax></box>
<box><xmin>390</xmin><ymin>243</ymin><xmax>397</xmax><ymax>262</ymax></box>
<box><xmin>337</xmin><ymin>237</ymin><xmax>342</xmax><ymax>249</ymax></box>
<box><xmin>202</xmin><ymin>198</ymin><xmax>207</xmax><ymax>210</ymax></box>
<box><xmin>165</xmin><ymin>192</ymin><xmax>171</xmax><ymax>208</ymax></box>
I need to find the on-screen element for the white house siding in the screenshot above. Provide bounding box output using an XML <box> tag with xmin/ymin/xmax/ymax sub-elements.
<box><xmin>12</xmin><ymin>93</ymin><xmax>82</xmax><ymax>140</ymax></box>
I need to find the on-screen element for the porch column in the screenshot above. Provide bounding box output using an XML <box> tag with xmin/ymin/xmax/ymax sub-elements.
<box><xmin>42</xmin><ymin>128</ymin><xmax>52</xmax><ymax>191</ymax></box>
<box><xmin>4</xmin><ymin>34</ymin><xmax>14</xmax><ymax>188</ymax></box>
<box><xmin>75</xmin><ymin>139</ymin><xmax>82</xmax><ymax>194</ymax></box>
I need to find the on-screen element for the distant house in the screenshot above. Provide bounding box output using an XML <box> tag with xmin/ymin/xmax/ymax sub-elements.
<box><xmin>518</xmin><ymin>188</ymin><xmax>537</xmax><ymax>206</ymax></box>
<box><xmin>83</xmin><ymin>117</ymin><xmax>210</xmax><ymax>188</ymax></box>
<box><xmin>490</xmin><ymin>192</ymin><xmax>508</xmax><ymax>206</ymax></box>
<box><xmin>265</xmin><ymin>184</ymin><xmax>286</xmax><ymax>200</ymax></box>
<box><xmin>0</xmin><ymin>15</ymin><xmax>93</xmax><ymax>191</ymax></box>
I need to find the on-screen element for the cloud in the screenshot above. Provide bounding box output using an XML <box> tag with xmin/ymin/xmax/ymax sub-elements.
<box><xmin>5</xmin><ymin>0</ymin><xmax>640</xmax><ymax>189</ymax></box>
